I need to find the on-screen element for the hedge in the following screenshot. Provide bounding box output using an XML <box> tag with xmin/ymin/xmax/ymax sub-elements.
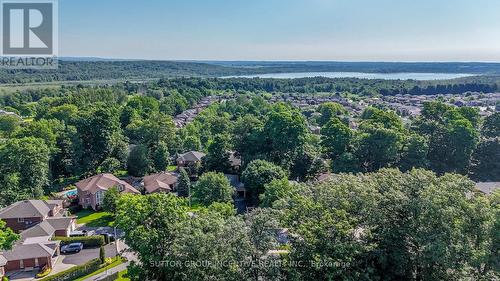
<box><xmin>40</xmin><ymin>258</ymin><xmax>101</xmax><ymax>281</ymax></box>
<box><xmin>53</xmin><ymin>235</ymin><xmax>105</xmax><ymax>248</ymax></box>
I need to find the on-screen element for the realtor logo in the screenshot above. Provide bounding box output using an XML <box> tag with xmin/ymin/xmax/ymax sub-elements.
<box><xmin>0</xmin><ymin>0</ymin><xmax>57</xmax><ymax>68</ymax></box>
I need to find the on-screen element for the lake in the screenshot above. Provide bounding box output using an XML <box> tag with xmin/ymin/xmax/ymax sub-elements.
<box><xmin>224</xmin><ymin>72</ymin><xmax>475</xmax><ymax>81</ymax></box>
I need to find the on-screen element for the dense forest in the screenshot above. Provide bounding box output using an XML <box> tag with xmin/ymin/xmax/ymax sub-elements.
<box><xmin>2</xmin><ymin>60</ymin><xmax>500</xmax><ymax>84</ymax></box>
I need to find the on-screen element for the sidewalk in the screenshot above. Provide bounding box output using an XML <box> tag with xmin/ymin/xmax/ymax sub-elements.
<box><xmin>81</xmin><ymin>261</ymin><xmax>129</xmax><ymax>281</ymax></box>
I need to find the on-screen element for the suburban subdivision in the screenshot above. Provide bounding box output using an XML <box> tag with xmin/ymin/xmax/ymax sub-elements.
<box><xmin>1</xmin><ymin>0</ymin><xmax>500</xmax><ymax>280</ymax></box>
<box><xmin>0</xmin><ymin>72</ymin><xmax>499</xmax><ymax>281</ymax></box>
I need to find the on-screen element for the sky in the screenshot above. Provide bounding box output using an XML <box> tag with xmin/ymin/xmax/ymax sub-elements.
<box><xmin>59</xmin><ymin>0</ymin><xmax>500</xmax><ymax>61</ymax></box>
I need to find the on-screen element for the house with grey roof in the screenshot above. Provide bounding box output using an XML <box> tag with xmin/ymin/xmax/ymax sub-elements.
<box><xmin>0</xmin><ymin>241</ymin><xmax>60</xmax><ymax>273</ymax></box>
<box><xmin>76</xmin><ymin>173</ymin><xmax>140</xmax><ymax>210</ymax></box>
<box><xmin>475</xmin><ymin>182</ymin><xmax>500</xmax><ymax>196</ymax></box>
<box><xmin>176</xmin><ymin>151</ymin><xmax>206</xmax><ymax>167</ymax></box>
<box><xmin>0</xmin><ymin>200</ymin><xmax>64</xmax><ymax>232</ymax></box>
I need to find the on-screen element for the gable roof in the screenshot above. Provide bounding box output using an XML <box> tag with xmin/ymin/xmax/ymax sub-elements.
<box><xmin>20</xmin><ymin>220</ymin><xmax>55</xmax><ymax>240</ymax></box>
<box><xmin>0</xmin><ymin>255</ymin><xmax>6</xmax><ymax>266</ymax></box>
<box><xmin>1</xmin><ymin>243</ymin><xmax>56</xmax><ymax>261</ymax></box>
<box><xmin>475</xmin><ymin>182</ymin><xmax>500</xmax><ymax>195</ymax></box>
<box><xmin>75</xmin><ymin>173</ymin><xmax>140</xmax><ymax>194</ymax></box>
<box><xmin>45</xmin><ymin>217</ymin><xmax>75</xmax><ymax>231</ymax></box>
<box><xmin>177</xmin><ymin>151</ymin><xmax>206</xmax><ymax>163</ymax></box>
<box><xmin>0</xmin><ymin>200</ymin><xmax>51</xmax><ymax>219</ymax></box>
<box><xmin>143</xmin><ymin>173</ymin><xmax>178</xmax><ymax>193</ymax></box>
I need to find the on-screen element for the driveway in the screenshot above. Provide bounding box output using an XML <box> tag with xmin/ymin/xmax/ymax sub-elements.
<box><xmin>7</xmin><ymin>271</ymin><xmax>36</xmax><ymax>281</ymax></box>
<box><xmin>76</xmin><ymin>226</ymin><xmax>124</xmax><ymax>238</ymax></box>
<box><xmin>48</xmin><ymin>242</ymin><xmax>120</xmax><ymax>277</ymax></box>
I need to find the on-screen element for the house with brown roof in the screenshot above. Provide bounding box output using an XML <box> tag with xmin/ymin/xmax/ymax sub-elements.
<box><xmin>142</xmin><ymin>172</ymin><xmax>178</xmax><ymax>194</ymax></box>
<box><xmin>0</xmin><ymin>200</ymin><xmax>64</xmax><ymax>232</ymax></box>
<box><xmin>76</xmin><ymin>173</ymin><xmax>140</xmax><ymax>210</ymax></box>
<box><xmin>176</xmin><ymin>151</ymin><xmax>206</xmax><ymax>167</ymax></box>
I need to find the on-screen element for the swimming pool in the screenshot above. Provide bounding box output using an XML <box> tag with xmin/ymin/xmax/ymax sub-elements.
<box><xmin>65</xmin><ymin>189</ymin><xmax>78</xmax><ymax>198</ymax></box>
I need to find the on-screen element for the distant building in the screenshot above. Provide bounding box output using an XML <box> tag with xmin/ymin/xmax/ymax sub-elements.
<box><xmin>475</xmin><ymin>182</ymin><xmax>500</xmax><ymax>196</ymax></box>
<box><xmin>176</xmin><ymin>151</ymin><xmax>206</xmax><ymax>167</ymax></box>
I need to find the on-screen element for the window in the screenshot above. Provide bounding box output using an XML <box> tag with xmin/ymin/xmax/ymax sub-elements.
<box><xmin>18</xmin><ymin>218</ymin><xmax>25</xmax><ymax>222</ymax></box>
<box><xmin>96</xmin><ymin>191</ymin><xmax>104</xmax><ymax>204</ymax></box>
<box><xmin>117</xmin><ymin>184</ymin><xmax>124</xmax><ymax>192</ymax></box>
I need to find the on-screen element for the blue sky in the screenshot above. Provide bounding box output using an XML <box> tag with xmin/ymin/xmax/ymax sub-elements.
<box><xmin>59</xmin><ymin>0</ymin><xmax>500</xmax><ymax>61</ymax></box>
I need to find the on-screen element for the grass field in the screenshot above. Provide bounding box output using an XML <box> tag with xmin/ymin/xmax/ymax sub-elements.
<box><xmin>75</xmin><ymin>209</ymin><xmax>115</xmax><ymax>227</ymax></box>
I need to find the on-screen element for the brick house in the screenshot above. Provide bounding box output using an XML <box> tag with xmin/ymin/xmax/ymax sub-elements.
<box><xmin>1</xmin><ymin>242</ymin><xmax>60</xmax><ymax>273</ymax></box>
<box><xmin>0</xmin><ymin>200</ymin><xmax>64</xmax><ymax>232</ymax></box>
<box><xmin>76</xmin><ymin>173</ymin><xmax>140</xmax><ymax>210</ymax></box>
<box><xmin>142</xmin><ymin>172</ymin><xmax>178</xmax><ymax>194</ymax></box>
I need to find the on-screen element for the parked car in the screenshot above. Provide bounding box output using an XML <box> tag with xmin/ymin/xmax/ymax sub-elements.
<box><xmin>69</xmin><ymin>230</ymin><xmax>87</xmax><ymax>237</ymax></box>
<box><xmin>61</xmin><ymin>242</ymin><xmax>83</xmax><ymax>254</ymax></box>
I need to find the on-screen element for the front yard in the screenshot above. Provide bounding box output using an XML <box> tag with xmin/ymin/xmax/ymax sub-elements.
<box><xmin>74</xmin><ymin>209</ymin><xmax>115</xmax><ymax>227</ymax></box>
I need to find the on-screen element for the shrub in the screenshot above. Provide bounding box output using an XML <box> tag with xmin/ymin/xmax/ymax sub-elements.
<box><xmin>39</xmin><ymin>258</ymin><xmax>101</xmax><ymax>281</ymax></box>
<box><xmin>53</xmin><ymin>236</ymin><xmax>105</xmax><ymax>248</ymax></box>
<box><xmin>36</xmin><ymin>265</ymin><xmax>51</xmax><ymax>278</ymax></box>
<box><xmin>68</xmin><ymin>204</ymin><xmax>82</xmax><ymax>214</ymax></box>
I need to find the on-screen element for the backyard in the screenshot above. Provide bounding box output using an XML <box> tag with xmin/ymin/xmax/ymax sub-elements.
<box><xmin>74</xmin><ymin>209</ymin><xmax>115</xmax><ymax>227</ymax></box>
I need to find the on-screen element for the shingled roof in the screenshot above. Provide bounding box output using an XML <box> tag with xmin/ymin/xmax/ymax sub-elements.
<box><xmin>143</xmin><ymin>173</ymin><xmax>178</xmax><ymax>193</ymax></box>
<box><xmin>0</xmin><ymin>200</ymin><xmax>52</xmax><ymax>219</ymax></box>
<box><xmin>1</xmin><ymin>243</ymin><xmax>56</xmax><ymax>261</ymax></box>
<box><xmin>177</xmin><ymin>151</ymin><xmax>206</xmax><ymax>163</ymax></box>
<box><xmin>75</xmin><ymin>173</ymin><xmax>140</xmax><ymax>194</ymax></box>
<box><xmin>20</xmin><ymin>221</ymin><xmax>55</xmax><ymax>240</ymax></box>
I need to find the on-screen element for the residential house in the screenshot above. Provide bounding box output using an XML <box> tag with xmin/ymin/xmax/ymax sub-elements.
<box><xmin>76</xmin><ymin>173</ymin><xmax>140</xmax><ymax>210</ymax></box>
<box><xmin>0</xmin><ymin>242</ymin><xmax>60</xmax><ymax>273</ymax></box>
<box><xmin>0</xmin><ymin>199</ymin><xmax>73</xmax><ymax>276</ymax></box>
<box><xmin>176</xmin><ymin>151</ymin><xmax>206</xmax><ymax>167</ymax></box>
<box><xmin>0</xmin><ymin>200</ymin><xmax>64</xmax><ymax>232</ymax></box>
<box><xmin>225</xmin><ymin>174</ymin><xmax>246</xmax><ymax>198</ymax></box>
<box><xmin>142</xmin><ymin>172</ymin><xmax>178</xmax><ymax>194</ymax></box>
<box><xmin>20</xmin><ymin>217</ymin><xmax>76</xmax><ymax>240</ymax></box>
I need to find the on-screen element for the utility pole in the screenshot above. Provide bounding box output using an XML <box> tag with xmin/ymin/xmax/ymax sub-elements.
<box><xmin>114</xmin><ymin>226</ymin><xmax>119</xmax><ymax>257</ymax></box>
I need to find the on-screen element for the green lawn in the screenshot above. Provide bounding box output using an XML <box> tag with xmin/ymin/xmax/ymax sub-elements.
<box><xmin>116</xmin><ymin>270</ymin><xmax>131</xmax><ymax>281</ymax></box>
<box><xmin>73</xmin><ymin>257</ymin><xmax>126</xmax><ymax>281</ymax></box>
<box><xmin>74</xmin><ymin>209</ymin><xmax>115</xmax><ymax>227</ymax></box>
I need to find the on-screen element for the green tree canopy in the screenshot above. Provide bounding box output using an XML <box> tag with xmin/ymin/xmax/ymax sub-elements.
<box><xmin>241</xmin><ymin>159</ymin><xmax>287</xmax><ymax>204</ymax></box>
<box><xmin>193</xmin><ymin>172</ymin><xmax>233</xmax><ymax>206</ymax></box>
<box><xmin>127</xmin><ymin>145</ymin><xmax>150</xmax><ymax>177</ymax></box>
